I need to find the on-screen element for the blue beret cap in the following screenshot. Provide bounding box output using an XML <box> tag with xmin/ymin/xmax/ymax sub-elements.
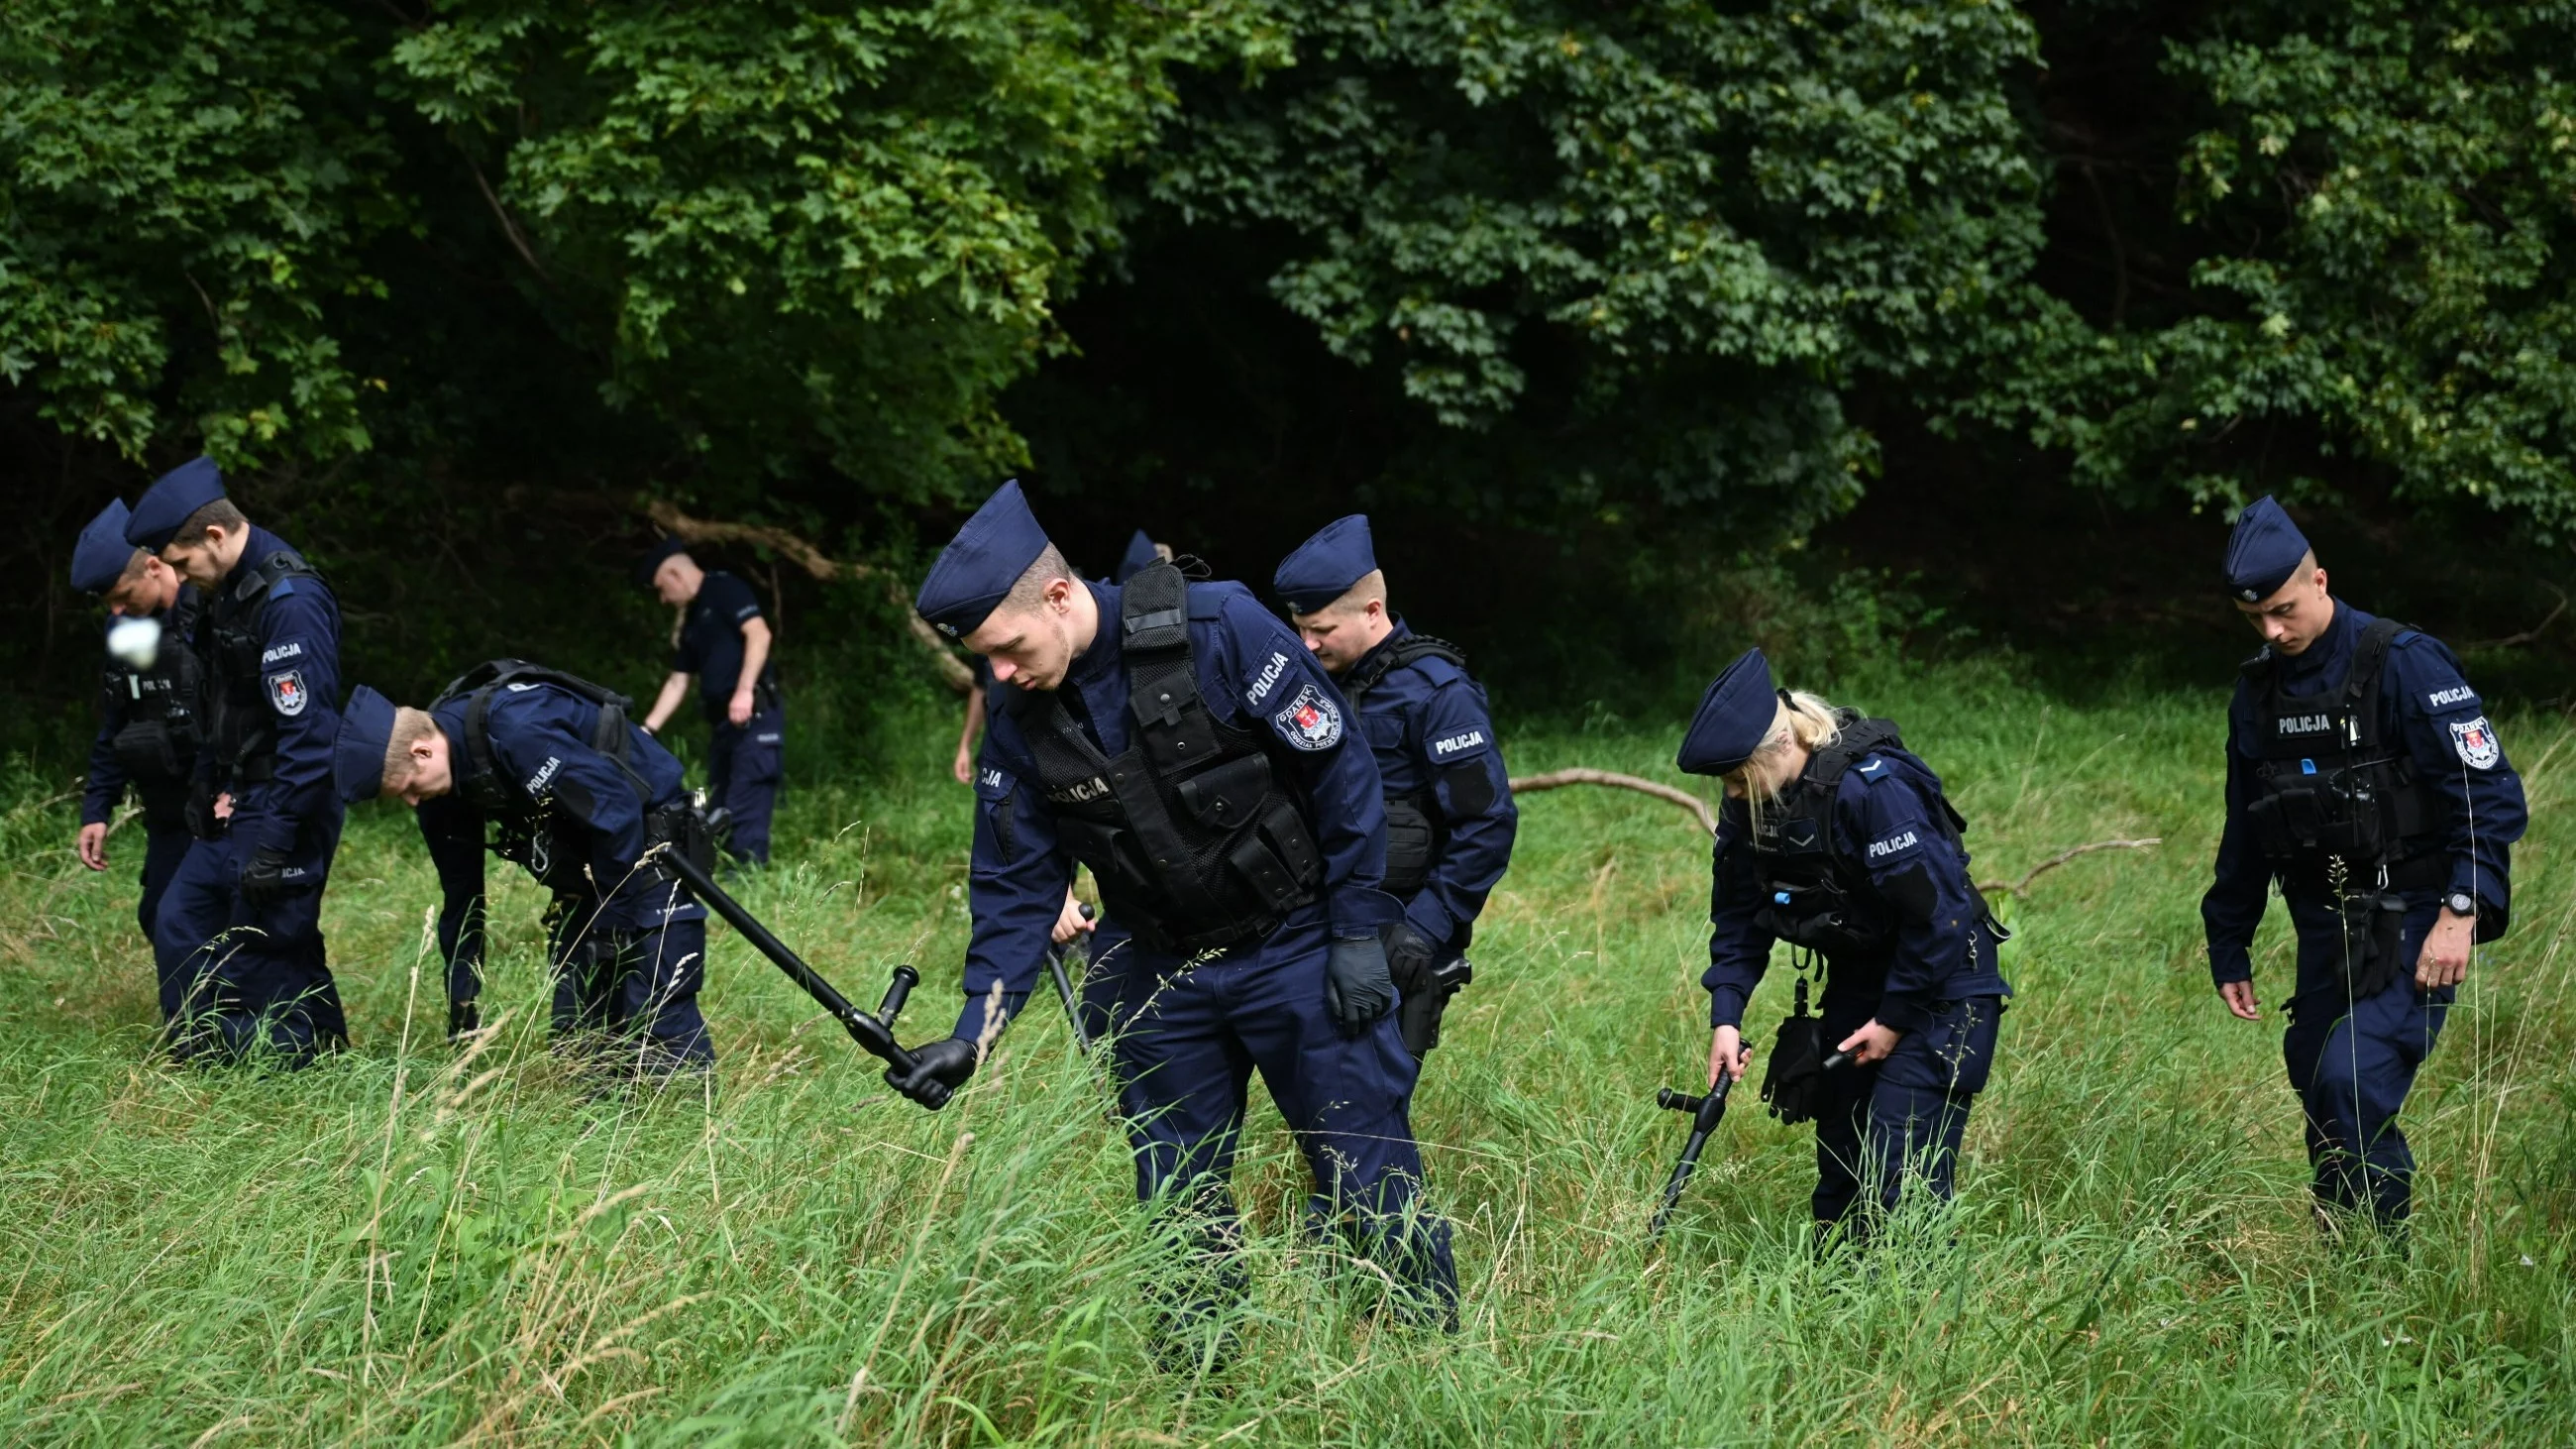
<box><xmin>916</xmin><ymin>480</ymin><xmax>1052</xmax><ymax>638</ymax></box>
<box><xmin>71</xmin><ymin>501</ymin><xmax>138</xmax><ymax>594</ymax></box>
<box><xmin>1676</xmin><ymin>648</ymin><xmax>1781</xmax><ymax>777</ymax></box>
<box><xmin>334</xmin><ymin>685</ymin><xmax>396</xmax><ymax>806</ymax></box>
<box><xmin>124</xmin><ymin>457</ymin><xmax>226</xmax><ymax>552</ymax></box>
<box><xmin>637</xmin><ymin>535</ymin><xmax>692</xmax><ymax>587</ymax></box>
<box><xmin>2223</xmin><ymin>496</ymin><xmax>2312</xmax><ymax>604</ymax></box>
<box><xmin>1272</xmin><ymin>514</ymin><xmax>1377</xmax><ymax>615</ymax></box>
<box><xmin>1113</xmin><ymin>527</ymin><xmax>1161</xmax><ymax>585</ymax></box>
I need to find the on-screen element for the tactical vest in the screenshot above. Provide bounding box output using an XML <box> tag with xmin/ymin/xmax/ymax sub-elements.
<box><xmin>1341</xmin><ymin>632</ymin><xmax>1470</xmax><ymax>898</ymax></box>
<box><xmin>101</xmin><ymin>589</ymin><xmax>205</xmax><ymax>790</ymax></box>
<box><xmin>203</xmin><ymin>548</ymin><xmax>326</xmax><ymax>788</ymax></box>
<box><xmin>1747</xmin><ymin>714</ymin><xmax>1969</xmax><ymax>959</ymax></box>
<box><xmin>1007</xmin><ymin>562</ymin><xmax>1326</xmax><ymax>956</ymax></box>
<box><xmin>2241</xmin><ymin>618</ymin><xmax>2443</xmax><ymax>888</ymax></box>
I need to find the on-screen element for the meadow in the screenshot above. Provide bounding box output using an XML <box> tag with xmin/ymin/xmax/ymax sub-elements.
<box><xmin>1</xmin><ymin>661</ymin><xmax>2569</xmax><ymax>1445</ymax></box>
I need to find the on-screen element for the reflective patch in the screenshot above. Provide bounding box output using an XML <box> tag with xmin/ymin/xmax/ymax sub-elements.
<box><xmin>1432</xmin><ymin>728</ymin><xmax>1487</xmax><ymax>757</ymax></box>
<box><xmin>266</xmin><ymin>669</ymin><xmax>308</xmax><ymax>717</ymax></box>
<box><xmin>1856</xmin><ymin>757</ymin><xmax>1886</xmax><ymax>775</ymax></box>
<box><xmin>2450</xmin><ymin>717</ymin><xmax>2502</xmax><ymax>770</ymax></box>
<box><xmin>261</xmin><ymin>640</ymin><xmax>303</xmax><ymax>665</ymax></box>
<box><xmin>1866</xmin><ymin>830</ymin><xmax>1919</xmax><ymax>861</ymax></box>
<box><xmin>2427</xmin><ymin>685</ymin><xmax>2476</xmax><ymax>710</ymax></box>
<box><xmin>1272</xmin><ymin>682</ymin><xmax>1343</xmax><ymax>751</ymax></box>
<box><xmin>1245</xmin><ymin>650</ymin><xmax>1292</xmax><ymax>706</ymax></box>
<box><xmin>523</xmin><ymin>755</ymin><xmax>563</xmax><ymax>794</ymax></box>
<box><xmin>507</xmin><ymin>681</ymin><xmax>541</xmax><ymax>692</ymax></box>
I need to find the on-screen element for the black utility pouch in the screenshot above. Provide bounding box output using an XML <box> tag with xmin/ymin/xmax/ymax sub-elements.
<box><xmin>2335</xmin><ymin>889</ymin><xmax>2409</xmax><ymax>999</ymax></box>
<box><xmin>1762</xmin><ymin>974</ymin><xmax>1829</xmax><ymax>1125</ymax></box>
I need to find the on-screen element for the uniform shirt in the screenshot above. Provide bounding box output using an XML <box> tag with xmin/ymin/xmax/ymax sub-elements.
<box><xmin>961</xmin><ymin>577</ymin><xmax>1397</xmax><ymax>1041</ymax></box>
<box><xmin>81</xmin><ymin>587</ymin><xmax>198</xmax><ymax>826</ymax></box>
<box><xmin>673</xmin><ymin>570</ymin><xmax>775</xmax><ymax>723</ymax></box>
<box><xmin>1345</xmin><ymin>620</ymin><xmax>1518</xmax><ymax>946</ymax></box>
<box><xmin>418</xmin><ymin>683</ymin><xmax>702</xmax><ymax>975</ymax></box>
<box><xmin>211</xmin><ymin>526</ymin><xmax>343</xmax><ymax>858</ymax></box>
<box><xmin>2201</xmin><ymin>601</ymin><xmax>2527</xmax><ymax>983</ymax></box>
<box><xmin>1703</xmin><ymin>742</ymin><xmax>2004</xmax><ymax>1037</ymax></box>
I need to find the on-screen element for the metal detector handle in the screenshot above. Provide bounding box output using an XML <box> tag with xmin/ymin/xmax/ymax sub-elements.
<box><xmin>653</xmin><ymin>843</ymin><xmax>918</xmax><ymax>1075</ymax></box>
<box><xmin>1649</xmin><ymin>1069</ymin><xmax>1736</xmax><ymax>1239</ymax></box>
<box><xmin>1048</xmin><ymin>904</ymin><xmax>1098</xmax><ymax>1055</ymax></box>
<box><xmin>878</xmin><ymin>964</ymin><xmax>918</xmax><ymax>1027</ymax></box>
<box><xmin>1822</xmin><ymin>1050</ymin><xmax>1853</xmax><ymax>1072</ymax></box>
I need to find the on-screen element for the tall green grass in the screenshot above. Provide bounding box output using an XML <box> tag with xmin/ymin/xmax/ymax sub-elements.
<box><xmin>1</xmin><ymin>664</ymin><xmax>2570</xmax><ymax>1444</ymax></box>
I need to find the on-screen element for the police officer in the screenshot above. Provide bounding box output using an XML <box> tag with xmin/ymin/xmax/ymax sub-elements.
<box><xmin>69</xmin><ymin>500</ymin><xmax>204</xmax><ymax>1025</ymax></box>
<box><xmin>1273</xmin><ymin>515</ymin><xmax>1516</xmax><ymax>1058</ymax></box>
<box><xmin>639</xmin><ymin>539</ymin><xmax>782</xmax><ymax>863</ymax></box>
<box><xmin>2202</xmin><ymin>499</ymin><xmax>2525</xmax><ymax>1238</ymax></box>
<box><xmin>126</xmin><ymin>458</ymin><xmax>349</xmax><ymax>1064</ymax></box>
<box><xmin>1679</xmin><ymin>648</ymin><xmax>2009</xmax><ymax>1243</ymax></box>
<box><xmin>336</xmin><ymin>667</ymin><xmax>716</xmax><ymax>1076</ymax></box>
<box><xmin>900</xmin><ymin>482</ymin><xmax>1455</xmax><ymax>1352</ymax></box>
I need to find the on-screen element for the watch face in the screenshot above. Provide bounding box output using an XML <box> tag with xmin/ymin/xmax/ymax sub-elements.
<box><xmin>2448</xmin><ymin>893</ymin><xmax>2476</xmax><ymax>915</ymax></box>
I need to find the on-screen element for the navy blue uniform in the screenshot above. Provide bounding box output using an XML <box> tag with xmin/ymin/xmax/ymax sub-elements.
<box><xmin>1346</xmin><ymin>622</ymin><xmax>1517</xmax><ymax>951</ymax></box>
<box><xmin>966</xmin><ymin>578</ymin><xmax>1454</xmax><ymax>1310</ymax></box>
<box><xmin>1706</xmin><ymin>742</ymin><xmax>2009</xmax><ymax>1231</ymax></box>
<box><xmin>419</xmin><ymin>684</ymin><xmax>713</xmax><ymax>1073</ymax></box>
<box><xmin>82</xmin><ymin>593</ymin><xmax>201</xmax><ymax>1019</ymax></box>
<box><xmin>674</xmin><ymin>570</ymin><xmax>781</xmax><ymax>863</ymax></box>
<box><xmin>155</xmin><ymin>527</ymin><xmax>349</xmax><ymax>1063</ymax></box>
<box><xmin>2201</xmin><ymin>602</ymin><xmax>2525</xmax><ymax>1225</ymax></box>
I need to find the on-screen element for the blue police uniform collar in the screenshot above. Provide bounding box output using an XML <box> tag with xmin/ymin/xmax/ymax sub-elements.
<box><xmin>334</xmin><ymin>685</ymin><xmax>396</xmax><ymax>805</ymax></box>
<box><xmin>1677</xmin><ymin>647</ymin><xmax>1779</xmax><ymax>776</ymax></box>
<box><xmin>71</xmin><ymin>500</ymin><xmax>137</xmax><ymax>594</ymax></box>
<box><xmin>2225</xmin><ymin>495</ymin><xmax>2311</xmax><ymax>603</ymax></box>
<box><xmin>1344</xmin><ymin>616</ymin><xmax>1414</xmax><ymax>677</ymax></box>
<box><xmin>124</xmin><ymin>456</ymin><xmax>227</xmax><ymax>552</ymax></box>
<box><xmin>1273</xmin><ymin>514</ymin><xmax>1376</xmax><ymax>615</ymax></box>
<box><xmin>917</xmin><ymin>479</ymin><xmax>1051</xmax><ymax>638</ymax></box>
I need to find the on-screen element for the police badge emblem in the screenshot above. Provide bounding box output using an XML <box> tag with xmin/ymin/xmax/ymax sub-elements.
<box><xmin>2449</xmin><ymin>716</ymin><xmax>2501</xmax><ymax>770</ymax></box>
<box><xmin>268</xmin><ymin>669</ymin><xmax>309</xmax><ymax>717</ymax></box>
<box><xmin>1272</xmin><ymin>682</ymin><xmax>1342</xmax><ymax>750</ymax></box>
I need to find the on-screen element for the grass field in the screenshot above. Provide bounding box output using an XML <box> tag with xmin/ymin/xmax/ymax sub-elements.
<box><xmin>1</xmin><ymin>661</ymin><xmax>2571</xmax><ymax>1445</ymax></box>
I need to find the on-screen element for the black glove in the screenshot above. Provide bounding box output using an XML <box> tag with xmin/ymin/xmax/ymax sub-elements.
<box><xmin>885</xmin><ymin>1037</ymin><xmax>980</xmax><ymax>1110</ymax></box>
<box><xmin>1383</xmin><ymin>921</ymin><xmax>1441</xmax><ymax>996</ymax></box>
<box><xmin>184</xmin><ymin>779</ymin><xmax>220</xmax><ymax>840</ymax></box>
<box><xmin>1323</xmin><ymin>935</ymin><xmax>1395</xmax><ymax>1038</ymax></box>
<box><xmin>238</xmin><ymin>846</ymin><xmax>293</xmax><ymax>907</ymax></box>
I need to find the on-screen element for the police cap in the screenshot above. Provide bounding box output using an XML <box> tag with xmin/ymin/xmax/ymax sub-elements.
<box><xmin>71</xmin><ymin>500</ymin><xmax>138</xmax><ymax>595</ymax></box>
<box><xmin>916</xmin><ymin>480</ymin><xmax>1051</xmax><ymax>638</ymax></box>
<box><xmin>124</xmin><ymin>457</ymin><xmax>226</xmax><ymax>552</ymax></box>
<box><xmin>1676</xmin><ymin>647</ymin><xmax>1781</xmax><ymax>777</ymax></box>
<box><xmin>637</xmin><ymin>535</ymin><xmax>692</xmax><ymax>588</ymax></box>
<box><xmin>334</xmin><ymin>685</ymin><xmax>397</xmax><ymax>805</ymax></box>
<box><xmin>1113</xmin><ymin>527</ymin><xmax>1161</xmax><ymax>585</ymax></box>
<box><xmin>2224</xmin><ymin>496</ymin><xmax>2312</xmax><ymax>604</ymax></box>
<box><xmin>1272</xmin><ymin>514</ymin><xmax>1376</xmax><ymax>616</ymax></box>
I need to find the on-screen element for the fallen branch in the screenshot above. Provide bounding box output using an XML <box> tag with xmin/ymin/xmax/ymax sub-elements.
<box><xmin>1508</xmin><ymin>769</ymin><xmax>1716</xmax><ymax>836</ymax></box>
<box><xmin>647</xmin><ymin>501</ymin><xmax>973</xmax><ymax>695</ymax></box>
<box><xmin>1976</xmin><ymin>838</ymin><xmax>2160</xmax><ymax>899</ymax></box>
<box><xmin>2462</xmin><ymin>584</ymin><xmax>2567</xmax><ymax>652</ymax></box>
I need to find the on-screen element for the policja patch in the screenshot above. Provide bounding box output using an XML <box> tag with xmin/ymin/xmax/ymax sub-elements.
<box><xmin>268</xmin><ymin>669</ymin><xmax>310</xmax><ymax>717</ymax></box>
<box><xmin>2450</xmin><ymin>716</ymin><xmax>2502</xmax><ymax>769</ymax></box>
<box><xmin>1272</xmin><ymin>681</ymin><xmax>1343</xmax><ymax>750</ymax></box>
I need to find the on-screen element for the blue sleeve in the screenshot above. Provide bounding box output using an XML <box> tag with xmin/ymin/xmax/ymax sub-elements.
<box><xmin>2200</xmin><ymin>685</ymin><xmax>2270</xmax><ymax>984</ymax></box>
<box><xmin>249</xmin><ymin>583</ymin><xmax>343</xmax><ymax>854</ymax></box>
<box><xmin>954</xmin><ymin>737</ymin><xmax>1075</xmax><ymax>1043</ymax></box>
<box><xmin>2387</xmin><ymin>637</ymin><xmax>2526</xmax><ymax>917</ymax></box>
<box><xmin>1703</xmin><ymin>803</ymin><xmax>1771</xmax><ymax>1028</ymax></box>
<box><xmin>488</xmin><ymin>714</ymin><xmax>650</xmax><ymax>893</ymax></box>
<box><xmin>1403</xmin><ymin>678</ymin><xmax>1517</xmax><ymax>942</ymax></box>
<box><xmin>83</xmin><ymin>687</ymin><xmax>128</xmax><ymax>827</ymax></box>
<box><xmin>710</xmin><ymin>573</ymin><xmax>765</xmax><ymax>627</ymax></box>
<box><xmin>1848</xmin><ymin>764</ymin><xmax>1980</xmax><ymax>1035</ymax></box>
<box><xmin>1219</xmin><ymin>594</ymin><xmax>1398</xmax><ymax>938</ymax></box>
<box><xmin>417</xmin><ymin>796</ymin><xmax>488</xmax><ymax>982</ymax></box>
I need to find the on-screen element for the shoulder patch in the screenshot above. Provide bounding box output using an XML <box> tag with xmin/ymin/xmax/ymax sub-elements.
<box><xmin>1271</xmin><ymin>681</ymin><xmax>1343</xmax><ymax>751</ymax></box>
<box><xmin>1865</xmin><ymin>828</ymin><xmax>1922</xmax><ymax>862</ymax></box>
<box><xmin>1430</xmin><ymin>727</ymin><xmax>1489</xmax><ymax>760</ymax></box>
<box><xmin>1854</xmin><ymin>754</ymin><xmax>1895</xmax><ymax>782</ymax></box>
<box><xmin>2449</xmin><ymin>717</ymin><xmax>2503</xmax><ymax>770</ymax></box>
<box><xmin>260</xmin><ymin>640</ymin><xmax>304</xmax><ymax>666</ymax></box>
<box><xmin>266</xmin><ymin>669</ymin><xmax>309</xmax><ymax>717</ymax></box>
<box><xmin>2425</xmin><ymin>684</ymin><xmax>2478</xmax><ymax>711</ymax></box>
<box><xmin>1244</xmin><ymin>649</ymin><xmax>1294</xmax><ymax>707</ymax></box>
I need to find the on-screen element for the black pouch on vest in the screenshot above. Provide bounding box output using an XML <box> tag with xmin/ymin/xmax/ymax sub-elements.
<box><xmin>112</xmin><ymin>720</ymin><xmax>186</xmax><ymax>783</ymax></box>
<box><xmin>1762</xmin><ymin>975</ymin><xmax>1829</xmax><ymax>1125</ymax></box>
<box><xmin>2335</xmin><ymin>889</ymin><xmax>2410</xmax><ymax>999</ymax></box>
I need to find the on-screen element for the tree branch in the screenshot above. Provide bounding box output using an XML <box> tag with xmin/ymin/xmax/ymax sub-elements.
<box><xmin>1507</xmin><ymin>768</ymin><xmax>1716</xmax><ymax>836</ymax></box>
<box><xmin>1976</xmin><ymin>838</ymin><xmax>2160</xmax><ymax>899</ymax></box>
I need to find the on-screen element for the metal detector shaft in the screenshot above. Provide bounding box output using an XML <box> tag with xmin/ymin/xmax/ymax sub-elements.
<box><xmin>1048</xmin><ymin>904</ymin><xmax>1098</xmax><ymax>1054</ymax></box>
<box><xmin>654</xmin><ymin>844</ymin><xmax>919</xmax><ymax>1074</ymax></box>
<box><xmin>1649</xmin><ymin>1070</ymin><xmax>1737</xmax><ymax>1240</ymax></box>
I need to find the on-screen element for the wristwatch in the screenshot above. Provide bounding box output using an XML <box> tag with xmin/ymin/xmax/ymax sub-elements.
<box><xmin>2444</xmin><ymin>891</ymin><xmax>2478</xmax><ymax>918</ymax></box>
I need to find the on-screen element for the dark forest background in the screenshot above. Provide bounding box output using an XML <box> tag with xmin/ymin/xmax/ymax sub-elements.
<box><xmin>9</xmin><ymin>0</ymin><xmax>2575</xmax><ymax>768</ymax></box>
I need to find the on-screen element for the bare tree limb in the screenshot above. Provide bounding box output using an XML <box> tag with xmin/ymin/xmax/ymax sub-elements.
<box><xmin>2462</xmin><ymin>584</ymin><xmax>2567</xmax><ymax>652</ymax></box>
<box><xmin>647</xmin><ymin>501</ymin><xmax>974</xmax><ymax>695</ymax></box>
<box><xmin>1977</xmin><ymin>838</ymin><xmax>2161</xmax><ymax>899</ymax></box>
<box><xmin>1508</xmin><ymin>768</ymin><xmax>1717</xmax><ymax>836</ymax></box>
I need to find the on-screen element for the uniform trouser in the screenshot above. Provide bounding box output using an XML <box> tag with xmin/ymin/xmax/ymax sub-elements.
<box><xmin>2282</xmin><ymin>896</ymin><xmax>2448</xmax><ymax>1227</ymax></box>
<box><xmin>134</xmin><ymin>818</ymin><xmax>195</xmax><ymax>1022</ymax></box>
<box><xmin>1088</xmin><ymin>925</ymin><xmax>1458</xmax><ymax>1326</ymax></box>
<box><xmin>1811</xmin><ymin>990</ymin><xmax>2002</xmax><ymax>1235</ymax></box>
<box><xmin>154</xmin><ymin>819</ymin><xmax>348</xmax><ymax>1066</ymax></box>
<box><xmin>546</xmin><ymin>898</ymin><xmax>714</xmax><ymax>1077</ymax></box>
<box><xmin>707</xmin><ymin>709</ymin><xmax>784</xmax><ymax>864</ymax></box>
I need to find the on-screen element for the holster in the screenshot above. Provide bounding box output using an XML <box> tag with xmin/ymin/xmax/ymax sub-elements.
<box><xmin>2335</xmin><ymin>889</ymin><xmax>2410</xmax><ymax>999</ymax></box>
<box><xmin>646</xmin><ymin>799</ymin><xmax>720</xmax><ymax>878</ymax></box>
<box><xmin>183</xmin><ymin>777</ymin><xmax>221</xmax><ymax>840</ymax></box>
<box><xmin>1396</xmin><ymin>953</ymin><xmax>1472</xmax><ymax>1059</ymax></box>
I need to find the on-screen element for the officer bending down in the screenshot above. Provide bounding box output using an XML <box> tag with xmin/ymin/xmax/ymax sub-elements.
<box><xmin>2203</xmin><ymin>499</ymin><xmax>2525</xmax><ymax>1237</ymax></box>
<box><xmin>130</xmin><ymin>459</ymin><xmax>350</xmax><ymax>1065</ymax></box>
<box><xmin>899</xmin><ymin>482</ymin><xmax>1456</xmax><ymax>1353</ymax></box>
<box><xmin>1273</xmin><ymin>515</ymin><xmax>1516</xmax><ymax>1059</ymax></box>
<box><xmin>337</xmin><ymin>667</ymin><xmax>716</xmax><ymax>1078</ymax></box>
<box><xmin>69</xmin><ymin>500</ymin><xmax>205</xmax><ymax>1027</ymax></box>
<box><xmin>1680</xmin><ymin>649</ymin><xmax>2009</xmax><ymax>1244</ymax></box>
<box><xmin>639</xmin><ymin>539</ymin><xmax>783</xmax><ymax>863</ymax></box>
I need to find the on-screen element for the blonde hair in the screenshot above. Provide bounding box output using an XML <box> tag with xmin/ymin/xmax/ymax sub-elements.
<box><xmin>1724</xmin><ymin>689</ymin><xmax>1845</xmax><ymax>836</ymax></box>
<box><xmin>381</xmin><ymin>707</ymin><xmax>441</xmax><ymax>795</ymax></box>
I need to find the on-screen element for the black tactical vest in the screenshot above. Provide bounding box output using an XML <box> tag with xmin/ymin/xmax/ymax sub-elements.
<box><xmin>2241</xmin><ymin>618</ymin><xmax>2442</xmax><ymax>886</ymax></box>
<box><xmin>1747</xmin><ymin>714</ymin><xmax>1969</xmax><ymax>959</ymax></box>
<box><xmin>1007</xmin><ymin>563</ymin><xmax>1326</xmax><ymax>956</ymax></box>
<box><xmin>202</xmin><ymin>548</ymin><xmax>326</xmax><ymax>789</ymax></box>
<box><xmin>101</xmin><ymin>588</ymin><xmax>205</xmax><ymax>792</ymax></box>
<box><xmin>1341</xmin><ymin>632</ymin><xmax>1469</xmax><ymax>898</ymax></box>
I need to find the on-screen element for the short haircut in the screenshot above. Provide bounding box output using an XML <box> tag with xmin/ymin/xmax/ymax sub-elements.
<box><xmin>998</xmin><ymin>543</ymin><xmax>1075</xmax><ymax>616</ymax></box>
<box><xmin>172</xmin><ymin>497</ymin><xmax>247</xmax><ymax>544</ymax></box>
<box><xmin>1307</xmin><ymin>568</ymin><xmax>1388</xmax><ymax>620</ymax></box>
<box><xmin>382</xmin><ymin>707</ymin><xmax>441</xmax><ymax>793</ymax></box>
<box><xmin>116</xmin><ymin>547</ymin><xmax>155</xmax><ymax>589</ymax></box>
